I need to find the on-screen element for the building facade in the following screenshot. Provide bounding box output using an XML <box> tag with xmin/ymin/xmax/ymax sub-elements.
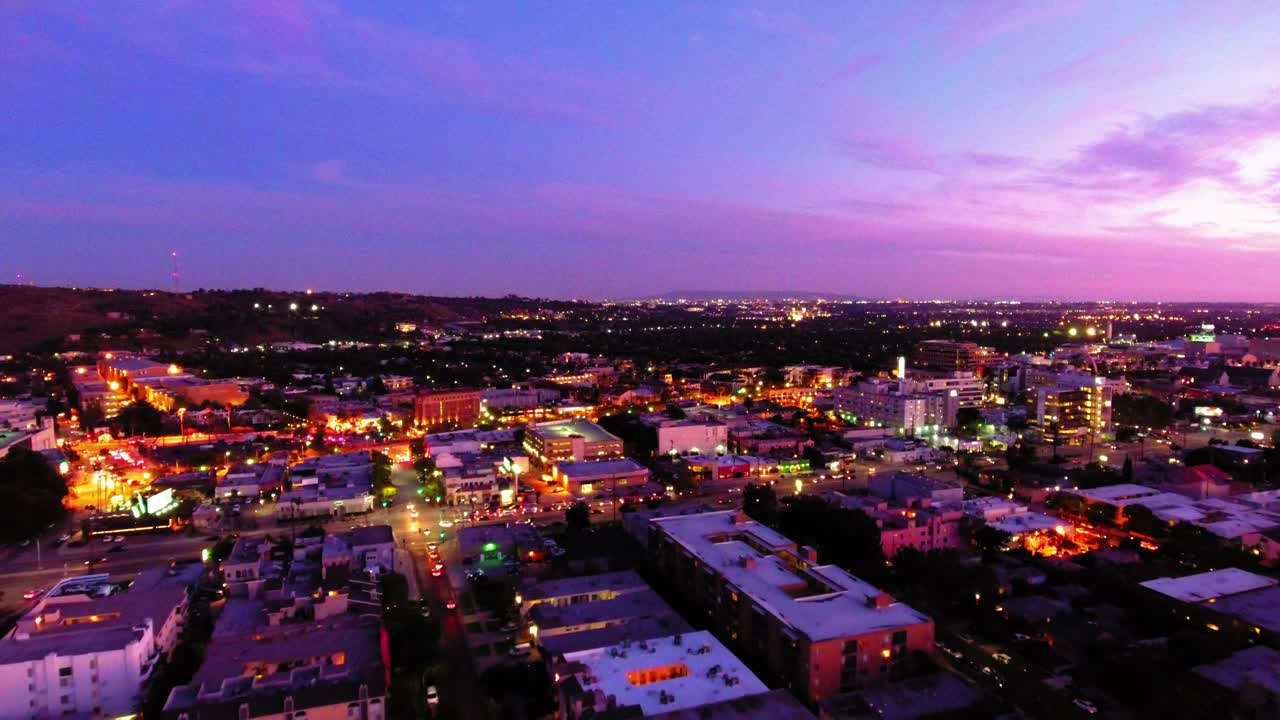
<box><xmin>414</xmin><ymin>388</ymin><xmax>483</xmax><ymax>428</ymax></box>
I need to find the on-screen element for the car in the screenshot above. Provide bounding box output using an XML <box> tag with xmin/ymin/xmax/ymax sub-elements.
<box><xmin>542</xmin><ymin>539</ymin><xmax>558</xmax><ymax>548</ymax></box>
<box><xmin>108</xmin><ymin>543</ymin><xmax>127</xmax><ymax>553</ymax></box>
<box><xmin>425</xmin><ymin>685</ymin><xmax>439</xmax><ymax>706</ymax></box>
<box><xmin>992</xmin><ymin>652</ymin><xmax>1012</xmax><ymax>664</ymax></box>
<box><xmin>112</xmin><ymin>535</ymin><xmax>125</xmax><ymax>543</ymax></box>
<box><xmin>427</xmin><ymin>542</ymin><xmax>438</xmax><ymax>552</ymax></box>
<box><xmin>1073</xmin><ymin>698</ymin><xmax>1099</xmax><ymax>715</ymax></box>
<box><xmin>437</xmin><ymin>520</ymin><xmax>453</xmax><ymax>528</ymax></box>
<box><xmin>501</xmin><ymin>621</ymin><xmax>519</xmax><ymax>632</ymax></box>
<box><xmin>957</xmin><ymin>633</ymin><xmax>976</xmax><ymax>644</ymax></box>
<box><xmin>431</xmin><ymin>566</ymin><xmax>444</xmax><ymax>577</ymax></box>
<box><xmin>550</xmin><ymin>547</ymin><xmax>566</xmax><ymax>557</ymax></box>
<box><xmin>509</xmin><ymin>643</ymin><xmax>533</xmax><ymax>657</ymax></box>
<box><xmin>23</xmin><ymin>589</ymin><xmax>43</xmax><ymax>602</ymax></box>
<box><xmin>445</xmin><ymin>599</ymin><xmax>457</xmax><ymax>610</ymax></box>
<box><xmin>466</xmin><ymin>569</ymin><xmax>486</xmax><ymax>582</ymax></box>
<box><xmin>84</xmin><ymin>556</ymin><xmax>108</xmax><ymax>567</ymax></box>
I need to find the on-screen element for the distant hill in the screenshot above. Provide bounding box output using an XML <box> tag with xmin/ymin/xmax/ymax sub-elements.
<box><xmin>0</xmin><ymin>285</ymin><xmax>579</xmax><ymax>354</ymax></box>
<box><xmin>635</xmin><ymin>290</ymin><xmax>873</xmax><ymax>302</ymax></box>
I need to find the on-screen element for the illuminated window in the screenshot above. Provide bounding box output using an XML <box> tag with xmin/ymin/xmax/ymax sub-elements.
<box><xmin>625</xmin><ymin>663</ymin><xmax>691</xmax><ymax>686</ymax></box>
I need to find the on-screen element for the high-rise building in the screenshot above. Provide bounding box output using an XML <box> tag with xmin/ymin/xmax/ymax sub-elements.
<box><xmin>414</xmin><ymin>388</ymin><xmax>482</xmax><ymax>427</ymax></box>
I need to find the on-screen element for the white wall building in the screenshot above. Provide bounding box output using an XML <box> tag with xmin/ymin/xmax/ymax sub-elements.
<box><xmin>654</xmin><ymin>420</ymin><xmax>729</xmax><ymax>456</ymax></box>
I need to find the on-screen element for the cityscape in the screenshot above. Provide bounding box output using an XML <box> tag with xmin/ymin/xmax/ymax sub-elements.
<box><xmin>4</xmin><ymin>4</ymin><xmax>1280</xmax><ymax>720</ymax></box>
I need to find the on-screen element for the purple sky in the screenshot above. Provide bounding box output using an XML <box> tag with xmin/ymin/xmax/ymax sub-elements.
<box><xmin>4</xmin><ymin>2</ymin><xmax>1280</xmax><ymax>300</ymax></box>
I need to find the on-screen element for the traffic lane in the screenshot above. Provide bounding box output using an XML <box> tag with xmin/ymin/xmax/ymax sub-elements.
<box><xmin>410</xmin><ymin>542</ymin><xmax>490</xmax><ymax>720</ymax></box>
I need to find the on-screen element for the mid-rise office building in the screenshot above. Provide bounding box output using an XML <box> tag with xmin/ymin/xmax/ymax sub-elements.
<box><xmin>639</xmin><ymin>511</ymin><xmax>934</xmax><ymax>704</ymax></box>
<box><xmin>911</xmin><ymin>340</ymin><xmax>990</xmax><ymax>375</ymax></box>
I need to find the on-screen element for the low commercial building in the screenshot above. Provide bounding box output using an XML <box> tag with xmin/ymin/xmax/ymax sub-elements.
<box><xmin>132</xmin><ymin>375</ymin><xmax>249</xmax><ymax>412</ymax></box>
<box><xmin>552</xmin><ymin>458</ymin><xmax>650</xmax><ymax>497</ymax></box>
<box><xmin>868</xmin><ymin>471</ymin><xmax>964</xmax><ymax>505</ymax></box>
<box><xmin>414</xmin><ymin>388</ymin><xmax>483</xmax><ymax>428</ymax></box>
<box><xmin>641</xmin><ymin>511</ymin><xmax>934</xmax><ymax>704</ymax></box>
<box><xmin>215</xmin><ymin>463</ymin><xmax>285</xmax><ymax>500</ymax></box>
<box><xmin>523</xmin><ymin>419</ymin><xmax>624</xmax><ymax>465</ymax></box>
<box><xmin>1140</xmin><ymin>568</ymin><xmax>1280</xmax><ymax>640</ymax></box>
<box><xmin>650</xmin><ymin>418</ymin><xmax>729</xmax><ymax>456</ymax></box>
<box><xmin>1193</xmin><ymin>646</ymin><xmax>1280</xmax><ymax>719</ymax></box>
<box><xmin>0</xmin><ymin>565</ymin><xmax>202</xmax><ymax>719</ymax></box>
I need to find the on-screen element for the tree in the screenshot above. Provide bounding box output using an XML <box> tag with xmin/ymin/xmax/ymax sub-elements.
<box><xmin>973</xmin><ymin>525</ymin><xmax>1012</xmax><ymax>555</ymax></box>
<box><xmin>0</xmin><ymin>448</ymin><xmax>68</xmax><ymax>542</ymax></box>
<box><xmin>310</xmin><ymin>425</ymin><xmax>327</xmax><ymax>452</ymax></box>
<box><xmin>742</xmin><ymin>483</ymin><xmax>777</xmax><ymax>524</ymax></box>
<box><xmin>1122</xmin><ymin>456</ymin><xmax>1134</xmax><ymax>483</ymax></box>
<box><xmin>114</xmin><ymin>400</ymin><xmax>164</xmax><ymax>437</ymax></box>
<box><xmin>365</xmin><ymin>375</ymin><xmax>387</xmax><ymax>396</ymax></box>
<box><xmin>408</xmin><ymin>438</ymin><xmax>426</xmax><ymax>459</ymax></box>
<box><xmin>664</xmin><ymin>404</ymin><xmax>686</xmax><ymax>420</ymax></box>
<box><xmin>954</xmin><ymin>407</ymin><xmax>982</xmax><ymax>434</ymax></box>
<box><xmin>566</xmin><ymin>501</ymin><xmax>591</xmax><ymax>533</ymax></box>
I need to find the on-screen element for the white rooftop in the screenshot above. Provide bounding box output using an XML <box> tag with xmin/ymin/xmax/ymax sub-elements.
<box><xmin>990</xmin><ymin>512</ymin><xmax>1065</xmax><ymax>535</ymax></box>
<box><xmin>1140</xmin><ymin>568</ymin><xmax>1278</xmax><ymax>604</ymax></box>
<box><xmin>651</xmin><ymin>511</ymin><xmax>930</xmax><ymax>641</ymax></box>
<box><xmin>562</xmin><ymin>631</ymin><xmax>767</xmax><ymax>715</ymax></box>
<box><xmin>1070</xmin><ymin>484</ymin><xmax>1167</xmax><ymax>507</ymax></box>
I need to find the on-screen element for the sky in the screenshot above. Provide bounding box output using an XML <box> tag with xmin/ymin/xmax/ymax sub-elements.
<box><xmin>3</xmin><ymin>1</ymin><xmax>1280</xmax><ymax>300</ymax></box>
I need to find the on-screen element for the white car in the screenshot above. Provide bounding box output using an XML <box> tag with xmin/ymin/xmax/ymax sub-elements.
<box><xmin>425</xmin><ymin>685</ymin><xmax>439</xmax><ymax>706</ymax></box>
<box><xmin>437</xmin><ymin>520</ymin><xmax>454</xmax><ymax>528</ymax></box>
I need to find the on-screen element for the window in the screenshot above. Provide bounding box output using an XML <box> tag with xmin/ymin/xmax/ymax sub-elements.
<box><xmin>58</xmin><ymin>667</ymin><xmax>72</xmax><ymax>677</ymax></box>
<box><xmin>60</xmin><ymin>695</ymin><xmax>70</xmax><ymax>705</ymax></box>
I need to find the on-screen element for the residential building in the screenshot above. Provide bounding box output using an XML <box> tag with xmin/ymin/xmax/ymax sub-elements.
<box><xmin>553</xmin><ymin>631</ymin><xmax>772</xmax><ymax>719</ymax></box>
<box><xmin>414</xmin><ymin>388</ymin><xmax>483</xmax><ymax>428</ymax></box>
<box><xmin>523</xmin><ymin>419</ymin><xmax>624</xmax><ymax>465</ymax></box>
<box><xmin>0</xmin><ymin>565</ymin><xmax>202</xmax><ymax>719</ymax></box>
<box><xmin>640</xmin><ymin>511</ymin><xmax>934</xmax><ymax>704</ymax></box>
<box><xmin>834</xmin><ymin>380</ymin><xmax>958</xmax><ymax>435</ymax></box>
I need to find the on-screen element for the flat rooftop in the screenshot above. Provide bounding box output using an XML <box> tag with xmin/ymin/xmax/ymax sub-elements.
<box><xmin>648</xmin><ymin>689</ymin><xmax>814</xmax><ymax>720</ymax></box>
<box><xmin>990</xmin><ymin>512</ymin><xmax>1065</xmax><ymax>535</ymax></box>
<box><xmin>530</xmin><ymin>589</ymin><xmax>678</xmax><ymax>634</ymax></box>
<box><xmin>1069</xmin><ymin>484</ymin><xmax>1166</xmax><ymax>507</ymax></box>
<box><xmin>651</xmin><ymin>511</ymin><xmax>931</xmax><ymax>642</ymax></box>
<box><xmin>524</xmin><ymin>570</ymin><xmax>648</xmax><ymax>603</ymax></box>
<box><xmin>555</xmin><ymin>458</ymin><xmax>648</xmax><ymax>478</ymax></box>
<box><xmin>1194</xmin><ymin>646</ymin><xmax>1280</xmax><ymax>696</ymax></box>
<box><xmin>528</xmin><ymin>419</ymin><xmax>621</xmax><ymax>444</ymax></box>
<box><xmin>1139</xmin><ymin>568</ymin><xmax>1278</xmax><ymax>603</ymax></box>
<box><xmin>1208</xmin><ymin>584</ymin><xmax>1280</xmax><ymax>634</ymax></box>
<box><xmin>561</xmin><ymin>631</ymin><xmax>768</xmax><ymax>716</ymax></box>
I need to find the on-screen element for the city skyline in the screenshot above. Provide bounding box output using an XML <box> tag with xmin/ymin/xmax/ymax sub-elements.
<box><xmin>5</xmin><ymin>2</ymin><xmax>1280</xmax><ymax>299</ymax></box>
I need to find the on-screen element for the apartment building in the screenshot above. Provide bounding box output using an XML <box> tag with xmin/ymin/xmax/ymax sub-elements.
<box><xmin>0</xmin><ymin>565</ymin><xmax>202</xmax><ymax>719</ymax></box>
<box><xmin>640</xmin><ymin>511</ymin><xmax>934</xmax><ymax>704</ymax></box>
